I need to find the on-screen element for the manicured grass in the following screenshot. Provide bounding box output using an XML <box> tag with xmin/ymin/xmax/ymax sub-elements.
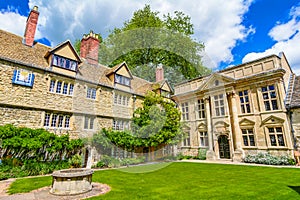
<box><xmin>8</xmin><ymin>162</ymin><xmax>300</xmax><ymax>199</ymax></box>
<box><xmin>8</xmin><ymin>176</ymin><xmax>51</xmax><ymax>194</ymax></box>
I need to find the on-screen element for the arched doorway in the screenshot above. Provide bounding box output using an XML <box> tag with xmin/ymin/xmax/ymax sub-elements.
<box><xmin>218</xmin><ymin>135</ymin><xmax>230</xmax><ymax>159</ymax></box>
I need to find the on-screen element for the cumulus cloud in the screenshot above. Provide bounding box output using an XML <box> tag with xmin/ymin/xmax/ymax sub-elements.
<box><xmin>243</xmin><ymin>4</ymin><xmax>300</xmax><ymax>74</ymax></box>
<box><xmin>0</xmin><ymin>11</ymin><xmax>26</xmax><ymax>36</ymax></box>
<box><xmin>1</xmin><ymin>0</ymin><xmax>254</xmax><ymax>69</ymax></box>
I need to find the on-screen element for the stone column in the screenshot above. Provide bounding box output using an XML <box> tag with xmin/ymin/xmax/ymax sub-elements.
<box><xmin>229</xmin><ymin>91</ymin><xmax>244</xmax><ymax>162</ymax></box>
<box><xmin>205</xmin><ymin>96</ymin><xmax>216</xmax><ymax>160</ymax></box>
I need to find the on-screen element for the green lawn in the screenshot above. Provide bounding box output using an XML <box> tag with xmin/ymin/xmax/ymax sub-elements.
<box><xmin>8</xmin><ymin>162</ymin><xmax>300</xmax><ymax>199</ymax></box>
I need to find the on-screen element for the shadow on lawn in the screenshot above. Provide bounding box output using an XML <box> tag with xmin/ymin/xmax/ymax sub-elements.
<box><xmin>288</xmin><ymin>186</ymin><xmax>300</xmax><ymax>194</ymax></box>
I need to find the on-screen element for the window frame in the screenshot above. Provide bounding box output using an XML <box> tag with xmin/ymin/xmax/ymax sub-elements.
<box><xmin>241</xmin><ymin>128</ymin><xmax>256</xmax><ymax>146</ymax></box>
<box><xmin>181</xmin><ymin>102</ymin><xmax>189</xmax><ymax>121</ymax></box>
<box><xmin>261</xmin><ymin>85</ymin><xmax>279</xmax><ymax>111</ymax></box>
<box><xmin>44</xmin><ymin>113</ymin><xmax>71</xmax><ymax>129</ymax></box>
<box><xmin>199</xmin><ymin>131</ymin><xmax>208</xmax><ymax>147</ymax></box>
<box><xmin>115</xmin><ymin>74</ymin><xmax>131</xmax><ymax>86</ymax></box>
<box><xmin>214</xmin><ymin>94</ymin><xmax>225</xmax><ymax>116</ymax></box>
<box><xmin>197</xmin><ymin>99</ymin><xmax>206</xmax><ymax>119</ymax></box>
<box><xmin>182</xmin><ymin>131</ymin><xmax>191</xmax><ymax>146</ymax></box>
<box><xmin>52</xmin><ymin>54</ymin><xmax>78</xmax><ymax>71</ymax></box>
<box><xmin>112</xmin><ymin>119</ymin><xmax>130</xmax><ymax>131</ymax></box>
<box><xmin>86</xmin><ymin>87</ymin><xmax>97</xmax><ymax>100</ymax></box>
<box><xmin>84</xmin><ymin>116</ymin><xmax>95</xmax><ymax>130</ymax></box>
<box><xmin>267</xmin><ymin>126</ymin><xmax>285</xmax><ymax>147</ymax></box>
<box><xmin>239</xmin><ymin>90</ymin><xmax>251</xmax><ymax>114</ymax></box>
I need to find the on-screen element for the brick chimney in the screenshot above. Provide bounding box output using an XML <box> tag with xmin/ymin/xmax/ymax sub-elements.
<box><xmin>23</xmin><ymin>6</ymin><xmax>39</xmax><ymax>47</ymax></box>
<box><xmin>80</xmin><ymin>31</ymin><xmax>100</xmax><ymax>65</ymax></box>
<box><xmin>156</xmin><ymin>64</ymin><xmax>164</xmax><ymax>82</ymax></box>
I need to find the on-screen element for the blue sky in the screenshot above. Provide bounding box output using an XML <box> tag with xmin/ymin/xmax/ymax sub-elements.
<box><xmin>0</xmin><ymin>0</ymin><xmax>300</xmax><ymax>74</ymax></box>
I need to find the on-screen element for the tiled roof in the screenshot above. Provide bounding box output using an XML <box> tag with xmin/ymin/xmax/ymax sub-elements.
<box><xmin>290</xmin><ymin>76</ymin><xmax>300</xmax><ymax>108</ymax></box>
<box><xmin>0</xmin><ymin>29</ymin><xmax>153</xmax><ymax>96</ymax></box>
<box><xmin>0</xmin><ymin>29</ymin><xmax>50</xmax><ymax>69</ymax></box>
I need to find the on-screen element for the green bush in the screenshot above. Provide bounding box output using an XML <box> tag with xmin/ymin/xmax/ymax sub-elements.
<box><xmin>68</xmin><ymin>154</ymin><xmax>82</xmax><ymax>168</ymax></box>
<box><xmin>0</xmin><ymin>124</ymin><xmax>83</xmax><ymax>162</ymax></box>
<box><xmin>194</xmin><ymin>149</ymin><xmax>207</xmax><ymax>160</ymax></box>
<box><xmin>92</xmin><ymin>156</ymin><xmax>146</xmax><ymax>168</ymax></box>
<box><xmin>243</xmin><ymin>153</ymin><xmax>295</xmax><ymax>165</ymax></box>
<box><xmin>0</xmin><ymin>160</ymin><xmax>70</xmax><ymax>180</ymax></box>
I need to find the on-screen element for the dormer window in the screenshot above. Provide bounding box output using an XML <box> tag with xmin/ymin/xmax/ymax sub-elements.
<box><xmin>115</xmin><ymin>74</ymin><xmax>130</xmax><ymax>86</ymax></box>
<box><xmin>52</xmin><ymin>54</ymin><xmax>78</xmax><ymax>71</ymax></box>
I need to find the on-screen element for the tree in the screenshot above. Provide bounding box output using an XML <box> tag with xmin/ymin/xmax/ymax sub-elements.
<box><xmin>96</xmin><ymin>5</ymin><xmax>211</xmax><ymax>85</ymax></box>
<box><xmin>92</xmin><ymin>92</ymin><xmax>185</xmax><ymax>159</ymax></box>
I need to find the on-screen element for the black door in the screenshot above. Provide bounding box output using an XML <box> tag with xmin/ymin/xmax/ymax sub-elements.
<box><xmin>218</xmin><ymin>135</ymin><xmax>230</xmax><ymax>159</ymax></box>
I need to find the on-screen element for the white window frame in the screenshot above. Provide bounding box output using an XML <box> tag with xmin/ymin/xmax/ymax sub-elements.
<box><xmin>214</xmin><ymin>94</ymin><xmax>225</xmax><ymax>116</ymax></box>
<box><xmin>181</xmin><ymin>102</ymin><xmax>189</xmax><ymax>121</ymax></box>
<box><xmin>44</xmin><ymin>113</ymin><xmax>71</xmax><ymax>129</ymax></box>
<box><xmin>262</xmin><ymin>85</ymin><xmax>279</xmax><ymax>111</ymax></box>
<box><xmin>87</xmin><ymin>87</ymin><xmax>97</xmax><ymax>99</ymax></box>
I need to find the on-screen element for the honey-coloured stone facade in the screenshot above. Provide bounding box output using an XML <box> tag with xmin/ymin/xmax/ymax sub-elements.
<box><xmin>173</xmin><ymin>53</ymin><xmax>295</xmax><ymax>161</ymax></box>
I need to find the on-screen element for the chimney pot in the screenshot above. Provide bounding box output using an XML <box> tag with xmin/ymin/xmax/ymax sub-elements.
<box><xmin>80</xmin><ymin>30</ymin><xmax>100</xmax><ymax>65</ymax></box>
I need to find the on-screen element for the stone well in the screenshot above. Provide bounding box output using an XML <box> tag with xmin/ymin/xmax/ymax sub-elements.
<box><xmin>50</xmin><ymin>168</ymin><xmax>93</xmax><ymax>195</ymax></box>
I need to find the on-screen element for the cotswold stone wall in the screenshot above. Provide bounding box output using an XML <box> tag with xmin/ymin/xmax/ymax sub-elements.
<box><xmin>0</xmin><ymin>106</ymin><xmax>42</xmax><ymax>128</ymax></box>
<box><xmin>0</xmin><ymin>61</ymin><xmax>144</xmax><ymax>140</ymax></box>
<box><xmin>292</xmin><ymin>109</ymin><xmax>300</xmax><ymax>150</ymax></box>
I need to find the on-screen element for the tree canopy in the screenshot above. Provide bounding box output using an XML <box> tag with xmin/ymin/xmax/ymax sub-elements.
<box><xmin>75</xmin><ymin>5</ymin><xmax>211</xmax><ymax>85</ymax></box>
<box><xmin>92</xmin><ymin>92</ymin><xmax>185</xmax><ymax>152</ymax></box>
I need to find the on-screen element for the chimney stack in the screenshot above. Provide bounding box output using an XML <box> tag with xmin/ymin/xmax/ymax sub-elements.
<box><xmin>156</xmin><ymin>64</ymin><xmax>164</xmax><ymax>82</ymax></box>
<box><xmin>80</xmin><ymin>31</ymin><xmax>100</xmax><ymax>65</ymax></box>
<box><xmin>23</xmin><ymin>6</ymin><xmax>39</xmax><ymax>47</ymax></box>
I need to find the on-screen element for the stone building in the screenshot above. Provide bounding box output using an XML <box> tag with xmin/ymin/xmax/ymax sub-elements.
<box><xmin>173</xmin><ymin>53</ymin><xmax>295</xmax><ymax>161</ymax></box>
<box><xmin>0</xmin><ymin>6</ymin><xmax>173</xmax><ymax>164</ymax></box>
<box><xmin>286</xmin><ymin>75</ymin><xmax>300</xmax><ymax>150</ymax></box>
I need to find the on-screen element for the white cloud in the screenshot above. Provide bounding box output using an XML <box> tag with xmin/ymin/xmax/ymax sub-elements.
<box><xmin>243</xmin><ymin>5</ymin><xmax>300</xmax><ymax>75</ymax></box>
<box><xmin>0</xmin><ymin>11</ymin><xmax>27</xmax><ymax>37</ymax></box>
<box><xmin>1</xmin><ymin>0</ymin><xmax>254</xmax><ymax>69</ymax></box>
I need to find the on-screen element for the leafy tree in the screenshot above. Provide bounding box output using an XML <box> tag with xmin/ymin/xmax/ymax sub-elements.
<box><xmin>73</xmin><ymin>5</ymin><xmax>211</xmax><ymax>85</ymax></box>
<box><xmin>92</xmin><ymin>92</ymin><xmax>185</xmax><ymax>159</ymax></box>
<box><xmin>98</xmin><ymin>5</ymin><xmax>211</xmax><ymax>83</ymax></box>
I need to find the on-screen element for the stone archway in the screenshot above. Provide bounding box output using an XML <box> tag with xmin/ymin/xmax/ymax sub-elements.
<box><xmin>218</xmin><ymin>135</ymin><xmax>230</xmax><ymax>159</ymax></box>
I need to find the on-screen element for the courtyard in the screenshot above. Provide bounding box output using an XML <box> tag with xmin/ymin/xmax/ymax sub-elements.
<box><xmin>3</xmin><ymin>161</ymin><xmax>300</xmax><ymax>199</ymax></box>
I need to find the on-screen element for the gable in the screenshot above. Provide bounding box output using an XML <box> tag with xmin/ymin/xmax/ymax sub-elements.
<box><xmin>55</xmin><ymin>45</ymin><xmax>78</xmax><ymax>61</ymax></box>
<box><xmin>197</xmin><ymin>73</ymin><xmax>235</xmax><ymax>91</ymax></box>
<box><xmin>198</xmin><ymin>122</ymin><xmax>207</xmax><ymax>131</ymax></box>
<box><xmin>116</xmin><ymin>64</ymin><xmax>132</xmax><ymax>78</ymax></box>
<box><xmin>239</xmin><ymin>118</ymin><xmax>255</xmax><ymax>127</ymax></box>
<box><xmin>213</xmin><ymin>121</ymin><xmax>230</xmax><ymax>134</ymax></box>
<box><xmin>45</xmin><ymin>40</ymin><xmax>81</xmax><ymax>63</ymax></box>
<box><xmin>107</xmin><ymin>62</ymin><xmax>133</xmax><ymax>79</ymax></box>
<box><xmin>261</xmin><ymin>115</ymin><xmax>285</xmax><ymax>126</ymax></box>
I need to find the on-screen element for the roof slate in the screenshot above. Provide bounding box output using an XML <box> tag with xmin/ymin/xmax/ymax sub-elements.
<box><xmin>290</xmin><ymin>76</ymin><xmax>300</xmax><ymax>108</ymax></box>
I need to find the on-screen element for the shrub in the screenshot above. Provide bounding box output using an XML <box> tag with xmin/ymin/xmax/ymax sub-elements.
<box><xmin>176</xmin><ymin>153</ymin><xmax>184</xmax><ymax>160</ymax></box>
<box><xmin>98</xmin><ymin>155</ymin><xmax>120</xmax><ymax>168</ymax></box>
<box><xmin>243</xmin><ymin>153</ymin><xmax>295</xmax><ymax>165</ymax></box>
<box><xmin>0</xmin><ymin>160</ymin><xmax>70</xmax><ymax>180</ymax></box>
<box><xmin>194</xmin><ymin>149</ymin><xmax>207</xmax><ymax>160</ymax></box>
<box><xmin>92</xmin><ymin>156</ymin><xmax>146</xmax><ymax>168</ymax></box>
<box><xmin>68</xmin><ymin>154</ymin><xmax>82</xmax><ymax>168</ymax></box>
